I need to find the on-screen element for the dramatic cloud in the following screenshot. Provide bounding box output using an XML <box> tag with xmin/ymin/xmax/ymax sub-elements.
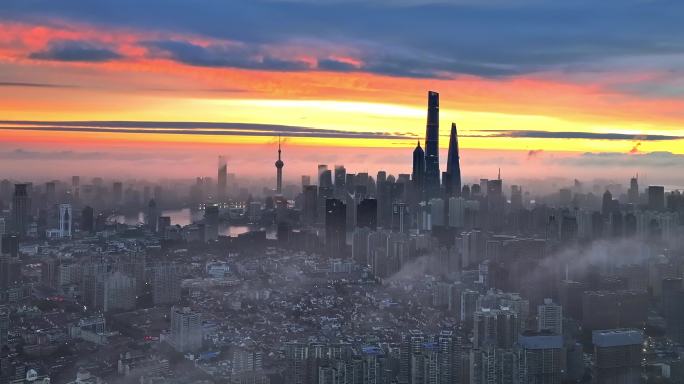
<box><xmin>29</xmin><ymin>40</ymin><xmax>122</xmax><ymax>62</ymax></box>
<box><xmin>3</xmin><ymin>0</ymin><xmax>684</xmax><ymax>80</ymax></box>
<box><xmin>0</xmin><ymin>120</ymin><xmax>418</xmax><ymax>140</ymax></box>
<box><xmin>0</xmin><ymin>81</ymin><xmax>78</xmax><ymax>88</ymax></box>
<box><xmin>144</xmin><ymin>40</ymin><xmax>312</xmax><ymax>71</ymax></box>
<box><xmin>468</xmin><ymin>130</ymin><xmax>684</xmax><ymax>141</ymax></box>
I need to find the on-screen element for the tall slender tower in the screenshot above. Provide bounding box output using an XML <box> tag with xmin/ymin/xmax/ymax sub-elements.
<box><xmin>424</xmin><ymin>91</ymin><xmax>441</xmax><ymax>198</ymax></box>
<box><xmin>275</xmin><ymin>137</ymin><xmax>284</xmax><ymax>194</ymax></box>
<box><xmin>217</xmin><ymin>156</ymin><xmax>227</xmax><ymax>201</ymax></box>
<box><xmin>11</xmin><ymin>184</ymin><xmax>30</xmax><ymax>237</ymax></box>
<box><xmin>412</xmin><ymin>141</ymin><xmax>426</xmax><ymax>202</ymax></box>
<box><xmin>444</xmin><ymin>122</ymin><xmax>462</xmax><ymax>196</ymax></box>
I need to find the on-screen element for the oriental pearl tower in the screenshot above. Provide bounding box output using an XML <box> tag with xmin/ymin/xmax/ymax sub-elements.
<box><xmin>275</xmin><ymin>136</ymin><xmax>284</xmax><ymax>194</ymax></box>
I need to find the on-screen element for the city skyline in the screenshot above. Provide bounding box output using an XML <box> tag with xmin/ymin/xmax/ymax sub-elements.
<box><xmin>3</xmin><ymin>1</ymin><xmax>684</xmax><ymax>182</ymax></box>
<box><xmin>5</xmin><ymin>3</ymin><xmax>684</xmax><ymax>384</ymax></box>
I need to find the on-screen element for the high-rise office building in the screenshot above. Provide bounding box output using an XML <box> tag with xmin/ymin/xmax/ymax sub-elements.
<box><xmin>412</xmin><ymin>141</ymin><xmax>426</xmax><ymax>203</ymax></box>
<box><xmin>170</xmin><ymin>306</ymin><xmax>202</xmax><ymax>353</ymax></box>
<box><xmin>357</xmin><ymin>198</ymin><xmax>378</xmax><ymax>230</ymax></box>
<box><xmin>11</xmin><ymin>184</ymin><xmax>31</xmax><ymax>237</ymax></box>
<box><xmin>334</xmin><ymin>165</ymin><xmax>346</xmax><ymax>196</ymax></box>
<box><xmin>429</xmin><ymin>198</ymin><xmax>445</xmax><ymax>228</ymax></box>
<box><xmin>648</xmin><ymin>186</ymin><xmax>665</xmax><ymax>211</ymax></box>
<box><xmin>537</xmin><ymin>298</ymin><xmax>563</xmax><ymax>335</ymax></box>
<box><xmin>81</xmin><ymin>206</ymin><xmax>94</xmax><ymax>234</ymax></box>
<box><xmin>628</xmin><ymin>175</ymin><xmax>639</xmax><ymax>204</ymax></box>
<box><xmin>362</xmin><ymin>346</ymin><xmax>386</xmax><ymax>384</ymax></box>
<box><xmin>1</xmin><ymin>234</ymin><xmax>18</xmax><ymax>259</ymax></box>
<box><xmin>325</xmin><ymin>199</ymin><xmax>346</xmax><ymax>259</ymax></box>
<box><xmin>103</xmin><ymin>271</ymin><xmax>136</xmax><ymax>312</ymax></box>
<box><xmin>318</xmin><ymin>165</ymin><xmax>331</xmax><ymax>187</ymax></box>
<box><xmin>147</xmin><ymin>199</ymin><xmax>158</xmax><ymax>232</ymax></box>
<box><xmin>45</xmin><ymin>181</ymin><xmax>56</xmax><ymax>206</ymax></box>
<box><xmin>303</xmin><ymin>185</ymin><xmax>318</xmax><ymax>225</ymax></box>
<box><xmin>473</xmin><ymin>308</ymin><xmax>519</xmax><ymax>349</ymax></box>
<box><xmin>218</xmin><ymin>156</ymin><xmax>227</xmax><ymax>201</ymax></box>
<box><xmin>204</xmin><ymin>205</ymin><xmax>219</xmax><ymax>241</ymax></box>
<box><xmin>592</xmin><ymin>329</ymin><xmax>643</xmax><ymax>384</ymax></box>
<box><xmin>58</xmin><ymin>203</ymin><xmax>72</xmax><ymax>238</ymax></box>
<box><xmin>518</xmin><ymin>331</ymin><xmax>564</xmax><ymax>384</ymax></box>
<box><xmin>275</xmin><ymin>139</ymin><xmax>284</xmax><ymax>194</ymax></box>
<box><xmin>602</xmin><ymin>190</ymin><xmax>615</xmax><ymax>216</ymax></box>
<box><xmin>443</xmin><ymin>122</ymin><xmax>462</xmax><ymax>197</ymax></box>
<box><xmin>510</xmin><ymin>185</ymin><xmax>523</xmax><ymax>212</ymax></box>
<box><xmin>448</xmin><ymin>197</ymin><xmax>465</xmax><ymax>228</ymax></box>
<box><xmin>391</xmin><ymin>202</ymin><xmax>409</xmax><ymax>233</ymax></box>
<box><xmin>153</xmin><ymin>264</ymin><xmax>181</xmax><ymax>306</ymax></box>
<box><xmin>424</xmin><ymin>91</ymin><xmax>441</xmax><ymax>199</ymax></box>
<box><xmin>0</xmin><ymin>305</ymin><xmax>8</xmax><ymax>348</ymax></box>
<box><xmin>399</xmin><ymin>330</ymin><xmax>425</xmax><ymax>384</ymax></box>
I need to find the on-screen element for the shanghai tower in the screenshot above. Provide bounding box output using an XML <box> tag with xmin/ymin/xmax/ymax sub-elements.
<box><xmin>444</xmin><ymin>122</ymin><xmax>462</xmax><ymax>196</ymax></box>
<box><xmin>424</xmin><ymin>91</ymin><xmax>441</xmax><ymax>198</ymax></box>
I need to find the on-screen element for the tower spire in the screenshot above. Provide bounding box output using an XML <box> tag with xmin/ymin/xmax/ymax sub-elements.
<box><xmin>275</xmin><ymin>136</ymin><xmax>284</xmax><ymax>194</ymax></box>
<box><xmin>445</xmin><ymin>122</ymin><xmax>462</xmax><ymax>197</ymax></box>
<box><xmin>424</xmin><ymin>91</ymin><xmax>441</xmax><ymax>199</ymax></box>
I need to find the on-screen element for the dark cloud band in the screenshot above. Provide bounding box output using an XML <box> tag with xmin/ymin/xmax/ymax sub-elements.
<box><xmin>465</xmin><ymin>130</ymin><xmax>684</xmax><ymax>141</ymax></box>
<box><xmin>0</xmin><ymin>120</ymin><xmax>417</xmax><ymax>140</ymax></box>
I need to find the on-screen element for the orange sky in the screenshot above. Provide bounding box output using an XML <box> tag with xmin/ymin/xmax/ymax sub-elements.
<box><xmin>1</xmin><ymin>18</ymin><xmax>684</xmax><ymax>184</ymax></box>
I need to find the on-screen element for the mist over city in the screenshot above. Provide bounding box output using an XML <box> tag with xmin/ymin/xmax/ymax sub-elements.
<box><xmin>4</xmin><ymin>1</ymin><xmax>684</xmax><ymax>384</ymax></box>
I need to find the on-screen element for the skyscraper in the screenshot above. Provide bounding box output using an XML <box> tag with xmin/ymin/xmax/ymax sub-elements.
<box><xmin>325</xmin><ymin>198</ymin><xmax>346</xmax><ymax>259</ymax></box>
<box><xmin>0</xmin><ymin>305</ymin><xmax>8</xmax><ymax>349</ymax></box>
<box><xmin>424</xmin><ymin>91</ymin><xmax>441</xmax><ymax>199</ymax></box>
<box><xmin>218</xmin><ymin>156</ymin><xmax>227</xmax><ymax>201</ymax></box>
<box><xmin>153</xmin><ymin>264</ymin><xmax>181</xmax><ymax>306</ymax></box>
<box><xmin>147</xmin><ymin>199</ymin><xmax>158</xmax><ymax>232</ymax></box>
<box><xmin>204</xmin><ymin>205</ymin><xmax>219</xmax><ymax>241</ymax></box>
<box><xmin>170</xmin><ymin>306</ymin><xmax>202</xmax><ymax>352</ymax></box>
<box><xmin>357</xmin><ymin>198</ymin><xmax>378</xmax><ymax>230</ymax></box>
<box><xmin>11</xmin><ymin>183</ymin><xmax>31</xmax><ymax>237</ymax></box>
<box><xmin>334</xmin><ymin>165</ymin><xmax>346</xmax><ymax>196</ymax></box>
<box><xmin>537</xmin><ymin>298</ymin><xmax>563</xmax><ymax>335</ymax></box>
<box><xmin>317</xmin><ymin>165</ymin><xmax>330</xmax><ymax>186</ymax></box>
<box><xmin>59</xmin><ymin>203</ymin><xmax>72</xmax><ymax>238</ymax></box>
<box><xmin>592</xmin><ymin>329</ymin><xmax>643</xmax><ymax>384</ymax></box>
<box><xmin>275</xmin><ymin>138</ymin><xmax>284</xmax><ymax>194</ymax></box>
<box><xmin>627</xmin><ymin>175</ymin><xmax>639</xmax><ymax>204</ymax></box>
<box><xmin>103</xmin><ymin>271</ymin><xmax>136</xmax><ymax>312</ymax></box>
<box><xmin>443</xmin><ymin>122</ymin><xmax>462</xmax><ymax>197</ymax></box>
<box><xmin>412</xmin><ymin>142</ymin><xmax>426</xmax><ymax>202</ymax></box>
<box><xmin>302</xmin><ymin>185</ymin><xmax>318</xmax><ymax>225</ymax></box>
<box><xmin>518</xmin><ymin>331</ymin><xmax>564</xmax><ymax>384</ymax></box>
<box><xmin>81</xmin><ymin>206</ymin><xmax>94</xmax><ymax>234</ymax></box>
<box><xmin>648</xmin><ymin>185</ymin><xmax>665</xmax><ymax>211</ymax></box>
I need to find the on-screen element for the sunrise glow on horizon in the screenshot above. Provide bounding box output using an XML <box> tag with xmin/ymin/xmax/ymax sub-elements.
<box><xmin>2</xmin><ymin>1</ymin><xmax>684</xmax><ymax>182</ymax></box>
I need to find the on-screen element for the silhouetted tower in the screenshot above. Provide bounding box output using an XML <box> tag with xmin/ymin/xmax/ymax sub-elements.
<box><xmin>217</xmin><ymin>156</ymin><xmax>227</xmax><ymax>201</ymax></box>
<box><xmin>412</xmin><ymin>141</ymin><xmax>426</xmax><ymax>201</ymax></box>
<box><xmin>424</xmin><ymin>91</ymin><xmax>441</xmax><ymax>198</ymax></box>
<box><xmin>11</xmin><ymin>184</ymin><xmax>31</xmax><ymax>237</ymax></box>
<box><xmin>444</xmin><ymin>122</ymin><xmax>462</xmax><ymax>196</ymax></box>
<box><xmin>325</xmin><ymin>199</ymin><xmax>346</xmax><ymax>259</ymax></box>
<box><xmin>602</xmin><ymin>190</ymin><xmax>613</xmax><ymax>216</ymax></box>
<box><xmin>275</xmin><ymin>137</ymin><xmax>284</xmax><ymax>194</ymax></box>
<box><xmin>147</xmin><ymin>199</ymin><xmax>158</xmax><ymax>232</ymax></box>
